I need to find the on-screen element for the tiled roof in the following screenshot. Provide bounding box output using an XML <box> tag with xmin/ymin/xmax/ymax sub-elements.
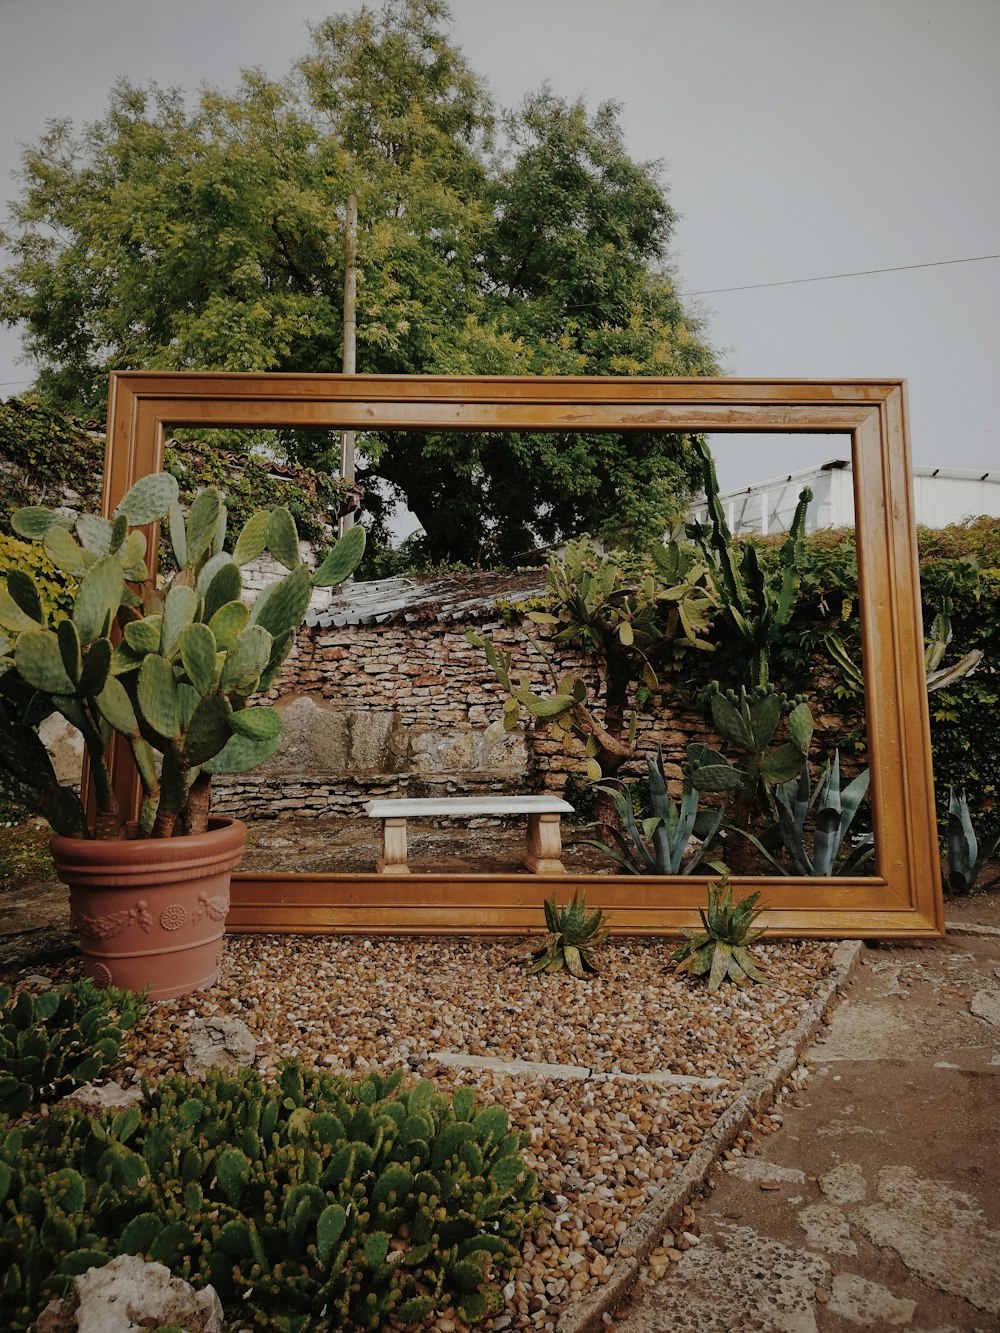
<box><xmin>305</xmin><ymin>572</ymin><xmax>545</xmax><ymax>628</ymax></box>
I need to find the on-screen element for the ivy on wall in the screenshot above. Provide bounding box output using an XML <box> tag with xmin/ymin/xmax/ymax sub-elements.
<box><xmin>0</xmin><ymin>397</ymin><xmax>349</xmax><ymax>545</ymax></box>
<box><xmin>0</xmin><ymin>398</ymin><xmax>103</xmax><ymax>524</ymax></box>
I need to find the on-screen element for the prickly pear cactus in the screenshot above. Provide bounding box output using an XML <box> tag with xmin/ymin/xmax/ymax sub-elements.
<box><xmin>0</xmin><ymin>1062</ymin><xmax>536</xmax><ymax>1332</ymax></box>
<box><xmin>0</xmin><ymin>474</ymin><xmax>365</xmax><ymax>838</ymax></box>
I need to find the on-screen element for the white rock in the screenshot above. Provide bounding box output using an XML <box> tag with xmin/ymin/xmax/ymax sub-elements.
<box><xmin>797</xmin><ymin>1202</ymin><xmax>857</xmax><ymax>1256</ymax></box>
<box><xmin>60</xmin><ymin>1083</ymin><xmax>144</xmax><ymax>1114</ymax></box>
<box><xmin>184</xmin><ymin>1016</ymin><xmax>256</xmax><ymax>1078</ymax></box>
<box><xmin>969</xmin><ymin>990</ymin><xmax>1000</xmax><ymax>1026</ymax></box>
<box><xmin>36</xmin><ymin>1254</ymin><xmax>223</xmax><ymax>1332</ymax></box>
<box><xmin>724</xmin><ymin>1157</ymin><xmax>807</xmax><ymax>1185</ymax></box>
<box><xmin>828</xmin><ymin>1273</ymin><xmax>915</xmax><ymax>1326</ymax></box>
<box><xmin>855</xmin><ymin>1165</ymin><xmax>1000</xmax><ymax>1315</ymax></box>
<box><xmin>818</xmin><ymin>1161</ymin><xmax>867</xmax><ymax>1205</ymax></box>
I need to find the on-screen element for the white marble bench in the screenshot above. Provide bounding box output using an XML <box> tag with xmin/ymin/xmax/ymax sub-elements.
<box><xmin>365</xmin><ymin>795</ymin><xmax>574</xmax><ymax>875</ymax></box>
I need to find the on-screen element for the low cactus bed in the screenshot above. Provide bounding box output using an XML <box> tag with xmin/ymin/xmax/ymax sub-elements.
<box><xmin>0</xmin><ymin>1060</ymin><xmax>536</xmax><ymax>1332</ymax></box>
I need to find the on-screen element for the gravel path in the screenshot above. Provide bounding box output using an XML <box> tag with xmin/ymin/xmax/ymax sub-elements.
<box><xmin>11</xmin><ymin>933</ymin><xmax>839</xmax><ymax>1331</ymax></box>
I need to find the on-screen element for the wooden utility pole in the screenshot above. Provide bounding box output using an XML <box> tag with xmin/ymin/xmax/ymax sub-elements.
<box><xmin>340</xmin><ymin>194</ymin><xmax>358</xmax><ymax>535</ymax></box>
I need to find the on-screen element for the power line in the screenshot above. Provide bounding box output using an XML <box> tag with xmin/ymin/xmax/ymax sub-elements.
<box><xmin>681</xmin><ymin>251</ymin><xmax>1000</xmax><ymax>297</ymax></box>
<box><xmin>1</xmin><ymin>254</ymin><xmax>997</xmax><ymax>386</ymax></box>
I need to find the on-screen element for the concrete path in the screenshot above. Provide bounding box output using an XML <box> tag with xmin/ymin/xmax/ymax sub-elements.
<box><xmin>610</xmin><ymin>915</ymin><xmax>1000</xmax><ymax>1333</ymax></box>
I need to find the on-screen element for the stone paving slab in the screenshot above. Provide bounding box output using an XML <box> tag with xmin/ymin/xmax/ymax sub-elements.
<box><xmin>608</xmin><ymin>923</ymin><xmax>1000</xmax><ymax>1333</ymax></box>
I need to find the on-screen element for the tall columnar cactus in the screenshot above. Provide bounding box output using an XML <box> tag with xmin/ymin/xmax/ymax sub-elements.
<box><xmin>0</xmin><ymin>472</ymin><xmax>365</xmax><ymax>838</ymax></box>
<box><xmin>686</xmin><ymin>436</ymin><xmax>811</xmax><ymax>690</ymax></box>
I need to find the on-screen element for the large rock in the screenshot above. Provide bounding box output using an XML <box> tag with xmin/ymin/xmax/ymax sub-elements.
<box><xmin>61</xmin><ymin>1082</ymin><xmax>144</xmax><ymax>1114</ymax></box>
<box><xmin>36</xmin><ymin>1255</ymin><xmax>223</xmax><ymax>1332</ymax></box>
<box><xmin>184</xmin><ymin>1015</ymin><xmax>256</xmax><ymax>1078</ymax></box>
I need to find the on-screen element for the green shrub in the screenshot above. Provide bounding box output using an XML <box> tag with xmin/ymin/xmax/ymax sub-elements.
<box><xmin>0</xmin><ymin>398</ymin><xmax>102</xmax><ymax>529</ymax></box>
<box><xmin>0</xmin><ymin>979</ymin><xmax>146</xmax><ymax>1118</ymax></box>
<box><xmin>0</xmin><ymin>1062</ymin><xmax>536</xmax><ymax>1331</ymax></box>
<box><xmin>0</xmin><ymin>533</ymin><xmax>76</xmax><ymax>624</ymax></box>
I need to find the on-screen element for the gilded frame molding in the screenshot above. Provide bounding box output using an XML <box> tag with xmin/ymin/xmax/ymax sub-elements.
<box><xmin>101</xmin><ymin>372</ymin><xmax>944</xmax><ymax>939</ymax></box>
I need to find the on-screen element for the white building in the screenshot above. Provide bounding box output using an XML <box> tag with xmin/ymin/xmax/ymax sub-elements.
<box><xmin>687</xmin><ymin>460</ymin><xmax>1000</xmax><ymax>536</ymax></box>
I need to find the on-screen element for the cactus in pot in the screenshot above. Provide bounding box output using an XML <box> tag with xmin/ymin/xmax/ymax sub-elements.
<box><xmin>0</xmin><ymin>470</ymin><xmax>365</xmax><ymax>840</ymax></box>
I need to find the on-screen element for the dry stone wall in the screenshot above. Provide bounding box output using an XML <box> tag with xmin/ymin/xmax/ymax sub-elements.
<box><xmin>212</xmin><ymin>613</ymin><xmax>856</xmax><ymax>821</ymax></box>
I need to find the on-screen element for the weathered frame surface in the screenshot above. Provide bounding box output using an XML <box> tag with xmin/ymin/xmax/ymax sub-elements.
<box><xmin>102</xmin><ymin>372</ymin><xmax>943</xmax><ymax>938</ymax></box>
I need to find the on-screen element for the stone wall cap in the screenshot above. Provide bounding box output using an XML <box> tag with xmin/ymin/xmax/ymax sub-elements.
<box><xmin>366</xmin><ymin>795</ymin><xmax>573</xmax><ymax>817</ymax></box>
<box><xmin>306</xmin><ymin>571</ymin><xmax>545</xmax><ymax>628</ymax></box>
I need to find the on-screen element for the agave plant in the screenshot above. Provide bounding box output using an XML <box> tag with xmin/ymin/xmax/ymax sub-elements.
<box><xmin>670</xmin><ymin>877</ymin><xmax>767</xmax><ymax>991</ymax></box>
<box><xmin>526</xmin><ymin>890</ymin><xmax>609</xmax><ymax>978</ymax></box>
<box><xmin>0</xmin><ymin>471</ymin><xmax>365</xmax><ymax>839</ymax></box>
<box><xmin>588</xmin><ymin>746</ymin><xmax>739</xmax><ymax>875</ymax></box>
<box><xmin>945</xmin><ymin>788</ymin><xmax>1000</xmax><ymax>895</ymax></box>
<box><xmin>739</xmin><ymin>751</ymin><xmax>874</xmax><ymax>876</ymax></box>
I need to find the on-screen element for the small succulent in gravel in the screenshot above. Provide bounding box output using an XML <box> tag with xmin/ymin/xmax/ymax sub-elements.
<box><xmin>670</xmin><ymin>876</ymin><xmax>767</xmax><ymax>991</ymax></box>
<box><xmin>527</xmin><ymin>890</ymin><xmax>609</xmax><ymax>978</ymax></box>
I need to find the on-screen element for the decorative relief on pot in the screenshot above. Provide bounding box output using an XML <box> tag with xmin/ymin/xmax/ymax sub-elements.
<box><xmin>159</xmin><ymin>903</ymin><xmax>188</xmax><ymax>931</ymax></box>
<box><xmin>72</xmin><ymin>900</ymin><xmax>154</xmax><ymax>939</ymax></box>
<box><xmin>191</xmin><ymin>893</ymin><xmax>229</xmax><ymax>925</ymax></box>
<box><xmin>90</xmin><ymin>963</ymin><xmax>114</xmax><ymax>989</ymax></box>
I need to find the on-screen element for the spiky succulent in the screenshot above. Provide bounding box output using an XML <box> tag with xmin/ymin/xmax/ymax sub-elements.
<box><xmin>670</xmin><ymin>877</ymin><xmax>767</xmax><ymax>991</ymax></box>
<box><xmin>527</xmin><ymin>890</ymin><xmax>610</xmax><ymax>977</ymax></box>
<box><xmin>946</xmin><ymin>787</ymin><xmax>1000</xmax><ymax>895</ymax></box>
<box><xmin>0</xmin><ymin>471</ymin><xmax>365</xmax><ymax>839</ymax></box>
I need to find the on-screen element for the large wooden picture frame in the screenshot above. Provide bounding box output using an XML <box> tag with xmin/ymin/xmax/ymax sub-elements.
<box><xmin>102</xmin><ymin>372</ymin><xmax>944</xmax><ymax>939</ymax></box>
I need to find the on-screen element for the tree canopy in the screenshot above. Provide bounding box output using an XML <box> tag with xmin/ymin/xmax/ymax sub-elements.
<box><xmin>0</xmin><ymin>0</ymin><xmax>718</xmax><ymax>563</ymax></box>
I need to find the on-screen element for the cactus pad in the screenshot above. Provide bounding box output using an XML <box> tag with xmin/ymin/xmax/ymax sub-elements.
<box><xmin>249</xmin><ymin>565</ymin><xmax>312</xmax><ymax>639</ymax></box>
<box><xmin>312</xmin><ymin>524</ymin><xmax>366</xmax><ymax>587</ymax></box>
<box><xmin>14</xmin><ymin>630</ymin><xmax>75</xmax><ymax>695</ymax></box>
<box><xmin>219</xmin><ymin>625</ymin><xmax>272</xmax><ymax>694</ymax></box>
<box><xmin>160</xmin><ymin>585</ymin><xmax>199</xmax><ymax>657</ymax></box>
<box><xmin>72</xmin><ymin>557</ymin><xmax>125</xmax><ymax>646</ymax></box>
<box><xmin>114</xmin><ymin>471</ymin><xmax>179</xmax><ymax>526</ymax></box>
<box><xmin>185</xmin><ymin>487</ymin><xmax>223</xmax><ymax>567</ymax></box>
<box><xmin>137</xmin><ymin>654</ymin><xmax>182</xmax><ymax>738</ymax></box>
<box><xmin>6</xmin><ymin>571</ymin><xmax>43</xmax><ymax>624</ymax></box>
<box><xmin>76</xmin><ymin>515</ymin><xmax>113</xmax><ymax>556</ymax></box>
<box><xmin>226</xmin><ymin>707</ymin><xmax>279</xmax><ymax>743</ymax></box>
<box><xmin>208</xmin><ymin>600</ymin><xmax>249</xmax><ymax>650</ymax></box>
<box><xmin>96</xmin><ymin>676</ymin><xmax>139</xmax><ymax>735</ymax></box>
<box><xmin>184</xmin><ymin>695</ymin><xmax>233</xmax><ymax>763</ymax></box>
<box><xmin>43</xmin><ymin>525</ymin><xmax>95</xmax><ymax>578</ymax></box>
<box><xmin>266</xmin><ymin>507</ymin><xmax>301</xmax><ymax>570</ymax></box>
<box><xmin>10</xmin><ymin>506</ymin><xmax>74</xmax><ymax>541</ymax></box>
<box><xmin>167</xmin><ymin>499</ymin><xmax>188</xmax><ymax>568</ymax></box>
<box><xmin>178</xmin><ymin>623</ymin><xmax>217</xmax><ymax>695</ymax></box>
<box><xmin>201</xmin><ymin>729</ymin><xmax>281</xmax><ymax>774</ymax></box>
<box><xmin>202</xmin><ymin>560</ymin><xmax>242</xmax><ymax>621</ymax></box>
<box><xmin>232</xmin><ymin>510</ymin><xmax>270</xmax><ymax>566</ymax></box>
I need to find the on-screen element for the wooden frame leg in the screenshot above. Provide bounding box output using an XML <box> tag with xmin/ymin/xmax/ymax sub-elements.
<box><xmin>523</xmin><ymin>813</ymin><xmax>566</xmax><ymax>874</ymax></box>
<box><xmin>376</xmin><ymin>818</ymin><xmax>410</xmax><ymax>874</ymax></box>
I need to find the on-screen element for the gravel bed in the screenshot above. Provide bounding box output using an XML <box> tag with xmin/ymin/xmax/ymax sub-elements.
<box><xmin>8</xmin><ymin>934</ymin><xmax>838</xmax><ymax>1331</ymax></box>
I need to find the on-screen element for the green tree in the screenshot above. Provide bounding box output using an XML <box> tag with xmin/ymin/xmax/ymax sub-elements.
<box><xmin>0</xmin><ymin>0</ymin><xmax>717</xmax><ymax>563</ymax></box>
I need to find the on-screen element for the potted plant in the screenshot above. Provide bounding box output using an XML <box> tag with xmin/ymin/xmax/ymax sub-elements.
<box><xmin>0</xmin><ymin>471</ymin><xmax>364</xmax><ymax>999</ymax></box>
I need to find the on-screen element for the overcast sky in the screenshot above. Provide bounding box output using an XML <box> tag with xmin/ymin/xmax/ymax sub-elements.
<box><xmin>1</xmin><ymin>0</ymin><xmax>997</xmax><ymax>497</ymax></box>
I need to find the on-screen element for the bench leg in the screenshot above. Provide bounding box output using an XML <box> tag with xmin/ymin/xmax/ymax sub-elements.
<box><xmin>376</xmin><ymin>817</ymin><xmax>410</xmax><ymax>874</ymax></box>
<box><xmin>523</xmin><ymin>813</ymin><xmax>566</xmax><ymax>874</ymax></box>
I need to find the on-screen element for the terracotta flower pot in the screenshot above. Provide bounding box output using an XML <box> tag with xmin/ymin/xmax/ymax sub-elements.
<box><xmin>50</xmin><ymin>817</ymin><xmax>247</xmax><ymax>1002</ymax></box>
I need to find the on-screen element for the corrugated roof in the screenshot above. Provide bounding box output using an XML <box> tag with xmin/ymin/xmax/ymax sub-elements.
<box><xmin>306</xmin><ymin>572</ymin><xmax>545</xmax><ymax>628</ymax></box>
